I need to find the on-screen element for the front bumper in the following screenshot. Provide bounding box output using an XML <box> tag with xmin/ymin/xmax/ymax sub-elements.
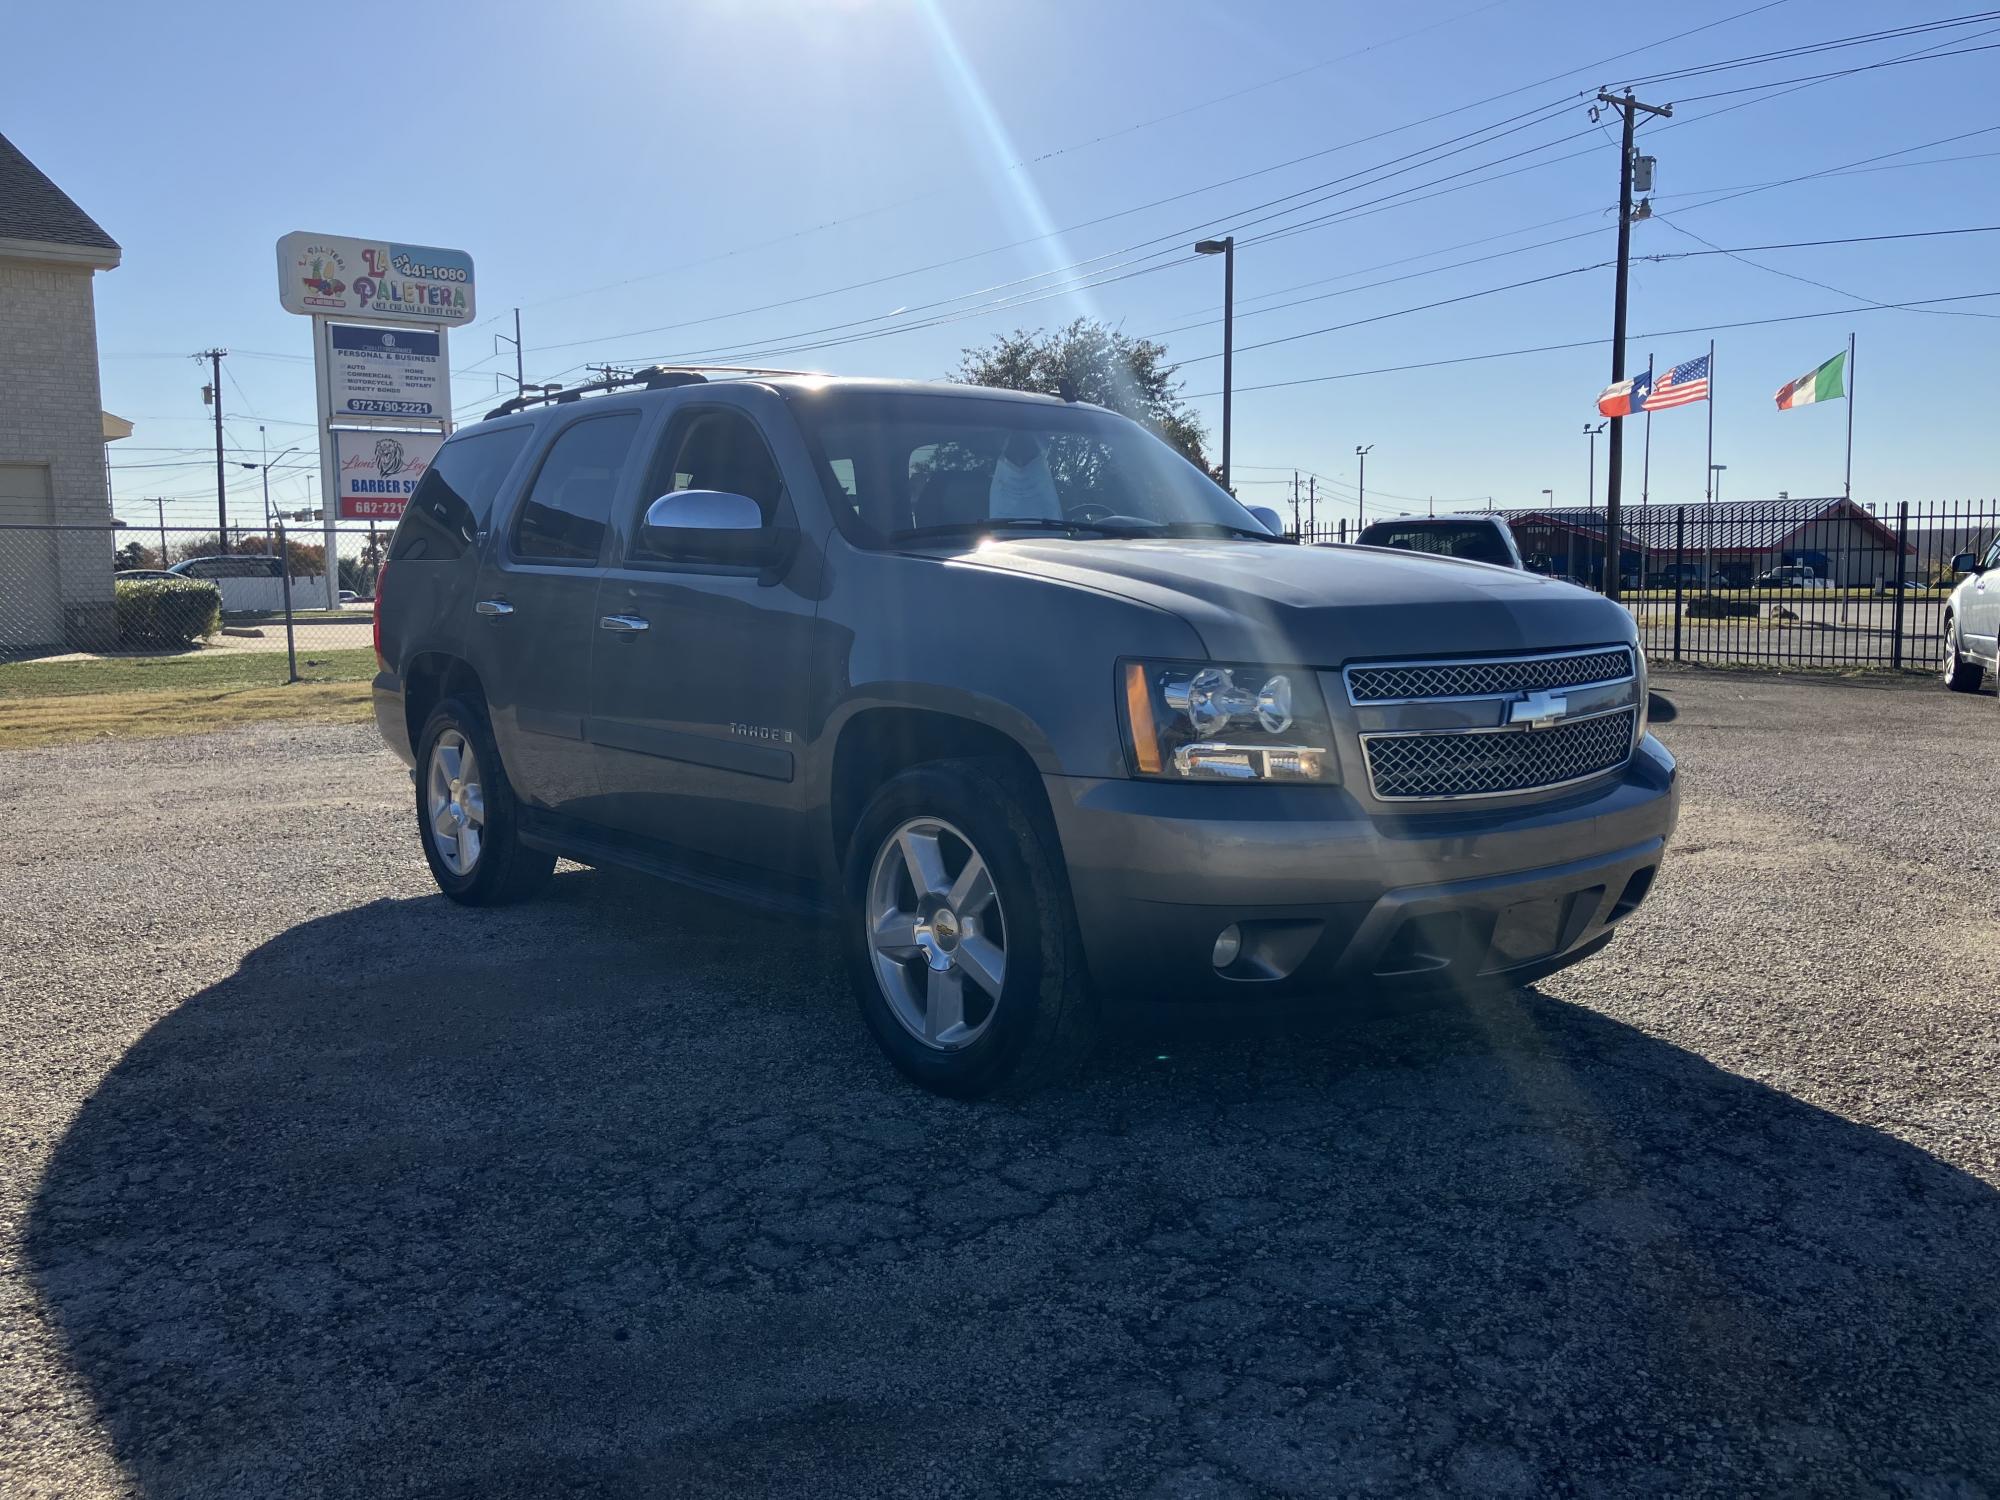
<box><xmin>1043</xmin><ymin>734</ymin><xmax>1678</xmax><ymax>1000</ymax></box>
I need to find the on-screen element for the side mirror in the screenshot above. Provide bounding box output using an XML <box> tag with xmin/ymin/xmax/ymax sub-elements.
<box><xmin>1950</xmin><ymin>551</ymin><xmax>1980</xmax><ymax>575</ymax></box>
<box><xmin>1246</xmin><ymin>504</ymin><xmax>1285</xmax><ymax>536</ymax></box>
<box><xmin>640</xmin><ymin>490</ymin><xmax>780</xmax><ymax>566</ymax></box>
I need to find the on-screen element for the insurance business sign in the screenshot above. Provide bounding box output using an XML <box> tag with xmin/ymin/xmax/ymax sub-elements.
<box><xmin>276</xmin><ymin>231</ymin><xmax>475</xmax><ymax>326</ymax></box>
<box><xmin>326</xmin><ymin>323</ymin><xmax>447</xmax><ymax>421</ymax></box>
<box><xmin>332</xmin><ymin>429</ymin><xmax>443</xmax><ymax>521</ymax></box>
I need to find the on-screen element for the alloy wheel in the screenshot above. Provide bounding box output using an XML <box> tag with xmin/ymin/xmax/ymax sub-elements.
<box><xmin>865</xmin><ymin>816</ymin><xmax>1007</xmax><ymax>1051</ymax></box>
<box><xmin>426</xmin><ymin>729</ymin><xmax>486</xmax><ymax>876</ymax></box>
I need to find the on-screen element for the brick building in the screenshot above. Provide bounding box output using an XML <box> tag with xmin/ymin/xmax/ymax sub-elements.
<box><xmin>0</xmin><ymin>131</ymin><xmax>122</xmax><ymax>650</ymax></box>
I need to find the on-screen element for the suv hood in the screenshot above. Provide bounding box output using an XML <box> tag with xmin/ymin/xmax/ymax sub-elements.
<box><xmin>951</xmin><ymin>538</ymin><xmax>1631</xmax><ymax>664</ymax></box>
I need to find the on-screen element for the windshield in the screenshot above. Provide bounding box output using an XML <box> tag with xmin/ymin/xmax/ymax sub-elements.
<box><xmin>786</xmin><ymin>389</ymin><xmax>1271</xmax><ymax>544</ymax></box>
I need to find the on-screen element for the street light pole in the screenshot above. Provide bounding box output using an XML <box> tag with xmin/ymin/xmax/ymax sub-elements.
<box><xmin>1584</xmin><ymin>421</ymin><xmax>1606</xmax><ymax>587</ymax></box>
<box><xmin>1194</xmin><ymin>237</ymin><xmax>1234</xmax><ymax>492</ymax></box>
<box><xmin>1355</xmin><ymin>444</ymin><xmax>1374</xmax><ymax>528</ymax></box>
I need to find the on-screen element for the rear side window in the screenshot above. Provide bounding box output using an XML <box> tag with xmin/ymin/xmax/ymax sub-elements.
<box><xmin>513</xmin><ymin>413</ymin><xmax>640</xmax><ymax>565</ymax></box>
<box><xmin>389</xmin><ymin>425</ymin><xmax>533</xmax><ymax>561</ymax></box>
<box><xmin>1360</xmin><ymin>523</ymin><xmax>1513</xmax><ymax>567</ymax></box>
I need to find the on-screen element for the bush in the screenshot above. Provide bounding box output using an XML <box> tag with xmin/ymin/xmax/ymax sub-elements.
<box><xmin>114</xmin><ymin>576</ymin><xmax>223</xmax><ymax>649</ymax></box>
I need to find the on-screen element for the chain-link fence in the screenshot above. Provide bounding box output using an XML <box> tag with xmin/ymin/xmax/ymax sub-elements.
<box><xmin>1296</xmin><ymin>499</ymin><xmax>2000</xmax><ymax>674</ymax></box>
<box><xmin>0</xmin><ymin>523</ymin><xmax>389</xmax><ymax>696</ymax></box>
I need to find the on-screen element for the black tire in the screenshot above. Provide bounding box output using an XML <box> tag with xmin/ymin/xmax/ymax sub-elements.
<box><xmin>414</xmin><ymin>695</ymin><xmax>555</xmax><ymax>906</ymax></box>
<box><xmin>842</xmin><ymin>757</ymin><xmax>1094</xmax><ymax>1098</ymax></box>
<box><xmin>1942</xmin><ymin>614</ymin><xmax>1984</xmax><ymax>693</ymax></box>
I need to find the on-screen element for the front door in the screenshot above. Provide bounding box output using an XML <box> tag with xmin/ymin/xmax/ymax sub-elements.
<box><xmin>466</xmin><ymin>407</ymin><xmax>644</xmax><ymax>818</ymax></box>
<box><xmin>588</xmin><ymin>399</ymin><xmax>819</xmax><ymax>876</ymax></box>
<box><xmin>1966</xmin><ymin>533</ymin><xmax>2000</xmax><ymax>663</ymax></box>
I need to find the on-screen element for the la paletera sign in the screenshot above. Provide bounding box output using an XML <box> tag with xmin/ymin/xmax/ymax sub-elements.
<box><xmin>276</xmin><ymin>231</ymin><xmax>476</xmax><ymax>325</ymax></box>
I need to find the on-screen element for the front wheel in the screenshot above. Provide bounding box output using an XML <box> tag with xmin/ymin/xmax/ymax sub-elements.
<box><xmin>843</xmin><ymin>759</ymin><xmax>1093</xmax><ymax>1098</ymax></box>
<box><xmin>415</xmin><ymin>696</ymin><xmax>555</xmax><ymax>905</ymax></box>
<box><xmin>1942</xmin><ymin>616</ymin><xmax>1984</xmax><ymax>693</ymax></box>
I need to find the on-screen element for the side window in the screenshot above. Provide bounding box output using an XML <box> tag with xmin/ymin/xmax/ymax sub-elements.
<box><xmin>512</xmin><ymin>413</ymin><xmax>640</xmax><ymax>565</ymax></box>
<box><xmin>1985</xmin><ymin>534</ymin><xmax>2000</xmax><ymax>570</ymax></box>
<box><xmin>389</xmin><ymin>425</ymin><xmax>532</xmax><ymax>562</ymax></box>
<box><xmin>631</xmin><ymin>408</ymin><xmax>785</xmax><ymax>561</ymax></box>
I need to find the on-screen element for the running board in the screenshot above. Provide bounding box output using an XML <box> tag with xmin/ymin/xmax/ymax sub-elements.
<box><xmin>517</xmin><ymin>810</ymin><xmax>835</xmax><ymax>919</ymax></box>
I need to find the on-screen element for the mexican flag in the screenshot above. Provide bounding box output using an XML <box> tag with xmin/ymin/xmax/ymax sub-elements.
<box><xmin>1775</xmin><ymin>350</ymin><xmax>1847</xmax><ymax>410</ymax></box>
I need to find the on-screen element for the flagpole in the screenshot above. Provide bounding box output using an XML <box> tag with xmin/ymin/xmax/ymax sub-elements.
<box><xmin>1844</xmin><ymin>330</ymin><xmax>1855</xmax><ymax>501</ymax></box>
<box><xmin>1641</xmin><ymin>351</ymin><xmax>1653</xmax><ymax>507</ymax></box>
<box><xmin>1704</xmin><ymin>339</ymin><xmax>1715</xmax><ymax>585</ymax></box>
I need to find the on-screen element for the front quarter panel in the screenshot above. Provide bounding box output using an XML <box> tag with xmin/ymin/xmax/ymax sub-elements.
<box><xmin>814</xmin><ymin>547</ymin><xmax>1206</xmax><ymax>781</ymax></box>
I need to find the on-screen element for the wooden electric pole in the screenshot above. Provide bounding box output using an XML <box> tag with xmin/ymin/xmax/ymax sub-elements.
<box><xmin>1596</xmin><ymin>90</ymin><xmax>1670</xmax><ymax>601</ymax></box>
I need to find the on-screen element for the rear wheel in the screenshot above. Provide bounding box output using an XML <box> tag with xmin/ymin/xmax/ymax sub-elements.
<box><xmin>1943</xmin><ymin>615</ymin><xmax>1983</xmax><ymax>693</ymax></box>
<box><xmin>844</xmin><ymin>759</ymin><xmax>1093</xmax><ymax>1098</ymax></box>
<box><xmin>415</xmin><ymin>696</ymin><xmax>554</xmax><ymax>905</ymax></box>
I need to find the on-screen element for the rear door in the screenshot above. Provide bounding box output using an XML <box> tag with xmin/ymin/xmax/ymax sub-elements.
<box><xmin>587</xmin><ymin>394</ymin><xmax>820</xmax><ymax>875</ymax></box>
<box><xmin>467</xmin><ymin>407</ymin><xmax>644</xmax><ymax>818</ymax></box>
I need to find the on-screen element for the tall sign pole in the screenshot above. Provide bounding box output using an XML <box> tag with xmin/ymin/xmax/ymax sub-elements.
<box><xmin>276</xmin><ymin>233</ymin><xmax>473</xmax><ymax>609</ymax></box>
<box><xmin>1596</xmin><ymin>90</ymin><xmax>1671</xmax><ymax>601</ymax></box>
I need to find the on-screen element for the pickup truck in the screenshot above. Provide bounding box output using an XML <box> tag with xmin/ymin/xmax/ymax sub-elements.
<box><xmin>371</xmin><ymin>372</ymin><xmax>1679</xmax><ymax>1095</ymax></box>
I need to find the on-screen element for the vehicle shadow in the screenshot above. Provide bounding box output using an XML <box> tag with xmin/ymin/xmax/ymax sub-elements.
<box><xmin>24</xmin><ymin>870</ymin><xmax>2000</xmax><ymax>1498</ymax></box>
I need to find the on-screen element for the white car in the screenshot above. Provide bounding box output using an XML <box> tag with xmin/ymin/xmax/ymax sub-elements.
<box><xmin>1942</xmin><ymin>534</ymin><xmax>2000</xmax><ymax>693</ymax></box>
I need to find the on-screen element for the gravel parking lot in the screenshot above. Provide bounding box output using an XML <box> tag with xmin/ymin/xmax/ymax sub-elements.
<box><xmin>1</xmin><ymin>669</ymin><xmax>1995</xmax><ymax>1498</ymax></box>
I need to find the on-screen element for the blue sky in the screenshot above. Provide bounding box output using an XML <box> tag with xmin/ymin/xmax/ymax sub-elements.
<box><xmin>11</xmin><ymin>0</ymin><xmax>1998</xmax><ymax>526</ymax></box>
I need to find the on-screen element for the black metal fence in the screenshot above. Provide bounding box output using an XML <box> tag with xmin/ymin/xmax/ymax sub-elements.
<box><xmin>1297</xmin><ymin>499</ymin><xmax>2000</xmax><ymax>674</ymax></box>
<box><xmin>0</xmin><ymin>522</ymin><xmax>389</xmax><ymax>693</ymax></box>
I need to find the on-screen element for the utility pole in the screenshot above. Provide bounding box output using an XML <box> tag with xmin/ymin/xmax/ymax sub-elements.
<box><xmin>496</xmin><ymin>309</ymin><xmax>526</xmax><ymax>396</ymax></box>
<box><xmin>153</xmin><ymin>497</ymin><xmax>167</xmax><ymax>567</ymax></box>
<box><xmin>1595</xmin><ymin>89</ymin><xmax>1670</xmax><ymax>602</ymax></box>
<box><xmin>1308</xmin><ymin>476</ymin><xmax>1315</xmax><ymax>538</ymax></box>
<box><xmin>197</xmin><ymin>348</ymin><xmax>229</xmax><ymax>540</ymax></box>
<box><xmin>1355</xmin><ymin>444</ymin><xmax>1373</xmax><ymax>528</ymax></box>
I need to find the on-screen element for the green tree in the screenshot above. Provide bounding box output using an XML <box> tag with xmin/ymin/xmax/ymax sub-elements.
<box><xmin>955</xmin><ymin>319</ymin><xmax>1218</xmax><ymax>480</ymax></box>
<box><xmin>114</xmin><ymin>540</ymin><xmax>162</xmax><ymax>571</ymax></box>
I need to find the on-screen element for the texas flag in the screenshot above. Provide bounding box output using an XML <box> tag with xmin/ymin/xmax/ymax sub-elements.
<box><xmin>1596</xmin><ymin>371</ymin><xmax>1652</xmax><ymax>418</ymax></box>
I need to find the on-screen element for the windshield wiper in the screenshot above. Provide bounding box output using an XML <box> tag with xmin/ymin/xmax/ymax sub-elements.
<box><xmin>1153</xmin><ymin>520</ymin><xmax>1288</xmax><ymax>543</ymax></box>
<box><xmin>891</xmin><ymin>517</ymin><xmax>1127</xmax><ymax>542</ymax></box>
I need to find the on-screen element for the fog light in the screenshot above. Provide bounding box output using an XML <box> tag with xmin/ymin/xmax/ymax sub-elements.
<box><xmin>1212</xmin><ymin>924</ymin><xmax>1243</xmax><ymax>968</ymax></box>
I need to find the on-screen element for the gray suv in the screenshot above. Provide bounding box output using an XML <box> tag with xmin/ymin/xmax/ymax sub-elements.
<box><xmin>372</xmin><ymin>372</ymin><xmax>1678</xmax><ymax>1095</ymax></box>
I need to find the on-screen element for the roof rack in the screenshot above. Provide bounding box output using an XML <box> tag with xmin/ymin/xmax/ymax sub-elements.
<box><xmin>483</xmin><ymin>363</ymin><xmax>828</xmax><ymax>421</ymax></box>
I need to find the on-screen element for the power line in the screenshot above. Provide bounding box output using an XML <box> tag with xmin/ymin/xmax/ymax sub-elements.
<box><xmin>1182</xmin><ymin>290</ymin><xmax>2000</xmax><ymax>398</ymax></box>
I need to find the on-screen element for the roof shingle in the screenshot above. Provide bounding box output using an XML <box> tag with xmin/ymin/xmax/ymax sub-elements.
<box><xmin>0</xmin><ymin>131</ymin><xmax>118</xmax><ymax>254</ymax></box>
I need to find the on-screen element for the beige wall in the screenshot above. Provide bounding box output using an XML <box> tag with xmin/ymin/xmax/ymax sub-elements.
<box><xmin>0</xmin><ymin>255</ymin><xmax>114</xmax><ymax>647</ymax></box>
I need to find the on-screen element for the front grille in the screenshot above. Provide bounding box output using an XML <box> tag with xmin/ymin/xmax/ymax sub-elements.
<box><xmin>1346</xmin><ymin>647</ymin><xmax>1633</xmax><ymax>704</ymax></box>
<box><xmin>1363</xmin><ymin>709</ymin><xmax>1637</xmax><ymax>800</ymax></box>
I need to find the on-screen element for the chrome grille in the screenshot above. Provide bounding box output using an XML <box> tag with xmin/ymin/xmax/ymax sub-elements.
<box><xmin>1346</xmin><ymin>647</ymin><xmax>1633</xmax><ymax>704</ymax></box>
<box><xmin>1363</xmin><ymin>709</ymin><xmax>1637</xmax><ymax>800</ymax></box>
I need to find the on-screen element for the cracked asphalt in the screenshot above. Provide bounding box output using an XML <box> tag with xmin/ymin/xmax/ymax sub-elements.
<box><xmin>1</xmin><ymin>668</ymin><xmax>1996</xmax><ymax>1498</ymax></box>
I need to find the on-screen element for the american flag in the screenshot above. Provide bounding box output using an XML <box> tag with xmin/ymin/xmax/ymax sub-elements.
<box><xmin>1645</xmin><ymin>354</ymin><xmax>1710</xmax><ymax>411</ymax></box>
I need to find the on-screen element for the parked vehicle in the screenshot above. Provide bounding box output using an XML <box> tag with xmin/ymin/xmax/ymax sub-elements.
<box><xmin>1942</xmin><ymin>534</ymin><xmax>2000</xmax><ymax>693</ymax></box>
<box><xmin>170</xmin><ymin>553</ymin><xmax>321</xmax><ymax>613</ymax></box>
<box><xmin>1753</xmin><ymin>564</ymin><xmax>1832</xmax><ymax>589</ymax></box>
<box><xmin>1350</xmin><ymin>514</ymin><xmax>1523</xmax><ymax>569</ymax></box>
<box><xmin>371</xmin><ymin>372</ymin><xmax>1679</xmax><ymax>1096</ymax></box>
<box><xmin>339</xmin><ymin>589</ymin><xmax>361</xmax><ymax>604</ymax></box>
<box><xmin>112</xmin><ymin>568</ymin><xmax>178</xmax><ymax>583</ymax></box>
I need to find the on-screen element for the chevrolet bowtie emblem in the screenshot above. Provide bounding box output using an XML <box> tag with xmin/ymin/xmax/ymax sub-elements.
<box><xmin>1508</xmin><ymin>689</ymin><xmax>1569</xmax><ymax>730</ymax></box>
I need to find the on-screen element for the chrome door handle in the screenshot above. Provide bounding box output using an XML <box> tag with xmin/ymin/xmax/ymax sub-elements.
<box><xmin>474</xmin><ymin>598</ymin><xmax>514</xmax><ymax>618</ymax></box>
<box><xmin>598</xmin><ymin>613</ymin><xmax>650</xmax><ymax>633</ymax></box>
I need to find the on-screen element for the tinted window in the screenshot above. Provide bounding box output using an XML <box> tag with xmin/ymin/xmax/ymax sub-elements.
<box><xmin>389</xmin><ymin>425</ymin><xmax>533</xmax><ymax>562</ymax></box>
<box><xmin>630</xmin><ymin>408</ymin><xmax>785</xmax><ymax>562</ymax></box>
<box><xmin>1358</xmin><ymin>522</ymin><xmax>1513</xmax><ymax>567</ymax></box>
<box><xmin>513</xmin><ymin>413</ymin><xmax>640</xmax><ymax>565</ymax></box>
<box><xmin>644</xmin><ymin>409</ymin><xmax>784</xmax><ymax>518</ymax></box>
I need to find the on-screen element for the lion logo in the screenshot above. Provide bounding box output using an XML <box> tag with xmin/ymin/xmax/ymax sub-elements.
<box><xmin>374</xmin><ymin>438</ymin><xmax>406</xmax><ymax>478</ymax></box>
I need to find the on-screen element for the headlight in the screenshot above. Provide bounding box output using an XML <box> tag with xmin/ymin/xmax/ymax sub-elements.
<box><xmin>1120</xmin><ymin>660</ymin><xmax>1336</xmax><ymax>782</ymax></box>
<box><xmin>1634</xmin><ymin>642</ymin><xmax>1650</xmax><ymax>741</ymax></box>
